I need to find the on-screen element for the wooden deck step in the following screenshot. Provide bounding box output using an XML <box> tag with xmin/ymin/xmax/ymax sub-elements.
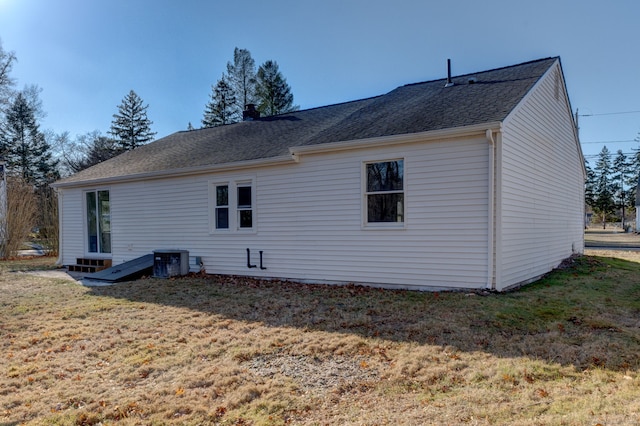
<box><xmin>67</xmin><ymin>258</ymin><xmax>112</xmax><ymax>274</ymax></box>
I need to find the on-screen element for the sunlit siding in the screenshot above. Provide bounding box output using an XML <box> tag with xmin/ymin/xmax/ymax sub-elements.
<box><xmin>108</xmin><ymin>176</ymin><xmax>211</xmax><ymax>265</ymax></box>
<box><xmin>59</xmin><ymin>189</ymin><xmax>84</xmax><ymax>266</ymax></box>
<box><xmin>498</xmin><ymin>62</ymin><xmax>584</xmax><ymax>290</ymax></box>
<box><xmin>61</xmin><ymin>136</ymin><xmax>490</xmax><ymax>290</ymax></box>
<box><xmin>248</xmin><ymin>137</ymin><xmax>490</xmax><ymax>289</ymax></box>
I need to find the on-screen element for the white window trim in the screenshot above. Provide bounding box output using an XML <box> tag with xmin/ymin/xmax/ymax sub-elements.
<box><xmin>209</xmin><ymin>177</ymin><xmax>256</xmax><ymax>234</ymax></box>
<box><xmin>361</xmin><ymin>158</ymin><xmax>406</xmax><ymax>230</ymax></box>
<box><xmin>83</xmin><ymin>187</ymin><xmax>113</xmax><ymax>256</ymax></box>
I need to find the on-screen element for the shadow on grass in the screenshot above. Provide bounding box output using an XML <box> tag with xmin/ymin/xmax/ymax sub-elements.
<box><xmin>86</xmin><ymin>255</ymin><xmax>640</xmax><ymax>373</ymax></box>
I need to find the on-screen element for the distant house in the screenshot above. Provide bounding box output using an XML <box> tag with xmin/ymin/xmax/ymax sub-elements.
<box><xmin>52</xmin><ymin>57</ymin><xmax>585</xmax><ymax>291</ymax></box>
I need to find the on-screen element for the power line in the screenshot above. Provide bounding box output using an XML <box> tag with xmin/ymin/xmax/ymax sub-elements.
<box><xmin>579</xmin><ymin>110</ymin><xmax>640</xmax><ymax>117</ymax></box>
<box><xmin>583</xmin><ymin>152</ymin><xmax>636</xmax><ymax>159</ymax></box>
<box><xmin>581</xmin><ymin>140</ymin><xmax>636</xmax><ymax>144</ymax></box>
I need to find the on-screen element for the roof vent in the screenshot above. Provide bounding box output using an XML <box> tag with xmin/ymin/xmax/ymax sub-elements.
<box><xmin>242</xmin><ymin>104</ymin><xmax>260</xmax><ymax>121</ymax></box>
<box><xmin>468</xmin><ymin>77</ymin><xmax>477</xmax><ymax>84</ymax></box>
<box><xmin>444</xmin><ymin>59</ymin><xmax>454</xmax><ymax>88</ymax></box>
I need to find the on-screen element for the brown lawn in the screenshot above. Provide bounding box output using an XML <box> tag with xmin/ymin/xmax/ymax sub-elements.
<box><xmin>1</xmin><ymin>252</ymin><xmax>639</xmax><ymax>425</ymax></box>
<box><xmin>585</xmin><ymin>226</ymin><xmax>640</xmax><ymax>248</ymax></box>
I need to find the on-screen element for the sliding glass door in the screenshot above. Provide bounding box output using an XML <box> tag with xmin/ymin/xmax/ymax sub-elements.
<box><xmin>86</xmin><ymin>190</ymin><xmax>111</xmax><ymax>254</ymax></box>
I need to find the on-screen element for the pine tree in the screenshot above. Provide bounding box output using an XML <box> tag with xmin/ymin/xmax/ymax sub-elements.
<box><xmin>0</xmin><ymin>91</ymin><xmax>58</xmax><ymax>185</ymax></box>
<box><xmin>255</xmin><ymin>60</ymin><xmax>298</xmax><ymax>116</ymax></box>
<box><xmin>584</xmin><ymin>159</ymin><xmax>597</xmax><ymax>209</ymax></box>
<box><xmin>109</xmin><ymin>90</ymin><xmax>156</xmax><ymax>151</ymax></box>
<box><xmin>226</xmin><ymin>48</ymin><xmax>257</xmax><ymax>116</ymax></box>
<box><xmin>593</xmin><ymin>146</ymin><xmax>616</xmax><ymax>229</ymax></box>
<box><xmin>632</xmin><ymin>132</ymin><xmax>640</xmax><ymax>182</ymax></box>
<box><xmin>612</xmin><ymin>149</ymin><xmax>633</xmax><ymax>228</ymax></box>
<box><xmin>202</xmin><ymin>75</ymin><xmax>237</xmax><ymax>127</ymax></box>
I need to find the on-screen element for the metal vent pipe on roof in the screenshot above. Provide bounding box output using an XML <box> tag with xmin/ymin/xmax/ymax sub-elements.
<box><xmin>445</xmin><ymin>59</ymin><xmax>454</xmax><ymax>88</ymax></box>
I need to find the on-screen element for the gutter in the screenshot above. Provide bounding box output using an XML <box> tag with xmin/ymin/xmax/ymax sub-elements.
<box><xmin>53</xmin><ymin>122</ymin><xmax>503</xmax><ymax>190</ymax></box>
<box><xmin>290</xmin><ymin>122</ymin><xmax>503</xmax><ymax>156</ymax></box>
<box><xmin>51</xmin><ymin>154</ymin><xmax>296</xmax><ymax>189</ymax></box>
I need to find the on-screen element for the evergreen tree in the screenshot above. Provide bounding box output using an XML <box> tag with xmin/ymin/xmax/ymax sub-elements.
<box><xmin>612</xmin><ymin>149</ymin><xmax>633</xmax><ymax>228</ymax></box>
<box><xmin>632</xmin><ymin>132</ymin><xmax>640</xmax><ymax>182</ymax></box>
<box><xmin>584</xmin><ymin>159</ymin><xmax>597</xmax><ymax>209</ymax></box>
<box><xmin>202</xmin><ymin>75</ymin><xmax>237</xmax><ymax>127</ymax></box>
<box><xmin>109</xmin><ymin>90</ymin><xmax>156</xmax><ymax>151</ymax></box>
<box><xmin>593</xmin><ymin>146</ymin><xmax>616</xmax><ymax>229</ymax></box>
<box><xmin>226</xmin><ymin>48</ymin><xmax>257</xmax><ymax>117</ymax></box>
<box><xmin>255</xmin><ymin>60</ymin><xmax>298</xmax><ymax>116</ymax></box>
<box><xmin>0</xmin><ymin>91</ymin><xmax>58</xmax><ymax>185</ymax></box>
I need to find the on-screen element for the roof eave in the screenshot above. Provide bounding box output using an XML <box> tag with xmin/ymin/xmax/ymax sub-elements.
<box><xmin>51</xmin><ymin>154</ymin><xmax>296</xmax><ymax>189</ymax></box>
<box><xmin>53</xmin><ymin>122</ymin><xmax>504</xmax><ymax>189</ymax></box>
<box><xmin>289</xmin><ymin>122</ymin><xmax>504</xmax><ymax>157</ymax></box>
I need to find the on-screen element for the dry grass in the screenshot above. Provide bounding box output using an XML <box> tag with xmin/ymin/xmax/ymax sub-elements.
<box><xmin>1</xmin><ymin>253</ymin><xmax>640</xmax><ymax>425</ymax></box>
<box><xmin>585</xmin><ymin>227</ymin><xmax>640</xmax><ymax>248</ymax></box>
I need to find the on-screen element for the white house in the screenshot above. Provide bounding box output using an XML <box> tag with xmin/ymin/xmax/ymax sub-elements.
<box><xmin>52</xmin><ymin>57</ymin><xmax>585</xmax><ymax>291</ymax></box>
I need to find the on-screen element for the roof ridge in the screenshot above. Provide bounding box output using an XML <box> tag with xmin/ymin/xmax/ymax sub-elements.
<box><xmin>55</xmin><ymin>56</ymin><xmax>562</xmax><ymax>186</ymax></box>
<box><xmin>401</xmin><ymin>56</ymin><xmax>559</xmax><ymax>88</ymax></box>
<box><xmin>175</xmin><ymin>94</ymin><xmax>385</xmax><ymax>136</ymax></box>
<box><xmin>263</xmin><ymin>94</ymin><xmax>384</xmax><ymax>118</ymax></box>
<box><xmin>177</xmin><ymin>57</ymin><xmax>558</xmax><ymax>136</ymax></box>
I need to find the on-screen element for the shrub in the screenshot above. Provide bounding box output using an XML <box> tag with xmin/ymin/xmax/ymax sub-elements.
<box><xmin>0</xmin><ymin>176</ymin><xmax>37</xmax><ymax>258</ymax></box>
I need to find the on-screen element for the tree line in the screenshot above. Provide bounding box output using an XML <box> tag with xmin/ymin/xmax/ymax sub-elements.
<box><xmin>585</xmin><ymin>146</ymin><xmax>639</xmax><ymax>228</ymax></box>
<box><xmin>0</xmin><ymin>40</ymin><xmax>297</xmax><ymax>256</ymax></box>
<box><xmin>202</xmin><ymin>47</ymin><xmax>297</xmax><ymax>128</ymax></box>
<box><xmin>1</xmin><ymin>42</ymin><xmax>297</xmax><ymax>182</ymax></box>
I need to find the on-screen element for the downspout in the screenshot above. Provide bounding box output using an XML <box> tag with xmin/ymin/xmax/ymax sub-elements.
<box><xmin>485</xmin><ymin>130</ymin><xmax>495</xmax><ymax>290</ymax></box>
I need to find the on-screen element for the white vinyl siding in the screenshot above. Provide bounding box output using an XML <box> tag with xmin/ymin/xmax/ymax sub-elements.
<box><xmin>59</xmin><ymin>190</ymin><xmax>84</xmax><ymax>265</ymax></box>
<box><xmin>498</xmin><ymin>62</ymin><xmax>584</xmax><ymax>290</ymax></box>
<box><xmin>59</xmin><ymin>136</ymin><xmax>490</xmax><ymax>290</ymax></box>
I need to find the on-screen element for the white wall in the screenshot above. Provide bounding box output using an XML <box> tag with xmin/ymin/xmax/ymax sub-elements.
<box><xmin>60</xmin><ymin>135</ymin><xmax>491</xmax><ymax>290</ymax></box>
<box><xmin>498</xmin><ymin>62</ymin><xmax>585</xmax><ymax>290</ymax></box>
<box><xmin>58</xmin><ymin>190</ymin><xmax>84</xmax><ymax>264</ymax></box>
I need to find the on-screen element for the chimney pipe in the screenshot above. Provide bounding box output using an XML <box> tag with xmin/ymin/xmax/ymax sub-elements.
<box><xmin>445</xmin><ymin>59</ymin><xmax>454</xmax><ymax>88</ymax></box>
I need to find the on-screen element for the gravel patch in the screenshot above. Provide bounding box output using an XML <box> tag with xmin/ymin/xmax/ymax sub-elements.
<box><xmin>246</xmin><ymin>354</ymin><xmax>380</xmax><ymax>392</ymax></box>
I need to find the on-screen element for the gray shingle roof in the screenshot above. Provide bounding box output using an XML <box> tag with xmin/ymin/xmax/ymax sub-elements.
<box><xmin>55</xmin><ymin>57</ymin><xmax>558</xmax><ymax>186</ymax></box>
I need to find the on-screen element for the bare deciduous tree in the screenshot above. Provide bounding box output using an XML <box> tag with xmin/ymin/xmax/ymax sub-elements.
<box><xmin>0</xmin><ymin>176</ymin><xmax>37</xmax><ymax>258</ymax></box>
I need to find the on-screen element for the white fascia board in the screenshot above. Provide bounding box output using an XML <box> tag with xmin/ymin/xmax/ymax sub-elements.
<box><xmin>289</xmin><ymin>122</ymin><xmax>503</xmax><ymax>157</ymax></box>
<box><xmin>51</xmin><ymin>155</ymin><xmax>295</xmax><ymax>189</ymax></box>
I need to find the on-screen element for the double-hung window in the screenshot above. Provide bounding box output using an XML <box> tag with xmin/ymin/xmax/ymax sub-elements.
<box><xmin>237</xmin><ymin>185</ymin><xmax>253</xmax><ymax>229</ymax></box>
<box><xmin>211</xmin><ymin>178</ymin><xmax>255</xmax><ymax>232</ymax></box>
<box><xmin>215</xmin><ymin>185</ymin><xmax>229</xmax><ymax>229</ymax></box>
<box><xmin>364</xmin><ymin>159</ymin><xmax>404</xmax><ymax>226</ymax></box>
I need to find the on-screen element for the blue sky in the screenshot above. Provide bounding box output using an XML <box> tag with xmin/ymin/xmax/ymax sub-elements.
<box><xmin>0</xmin><ymin>0</ymin><xmax>638</xmax><ymax>164</ymax></box>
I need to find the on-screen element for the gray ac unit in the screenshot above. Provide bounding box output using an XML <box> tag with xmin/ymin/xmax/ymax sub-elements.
<box><xmin>153</xmin><ymin>249</ymin><xmax>189</xmax><ymax>278</ymax></box>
